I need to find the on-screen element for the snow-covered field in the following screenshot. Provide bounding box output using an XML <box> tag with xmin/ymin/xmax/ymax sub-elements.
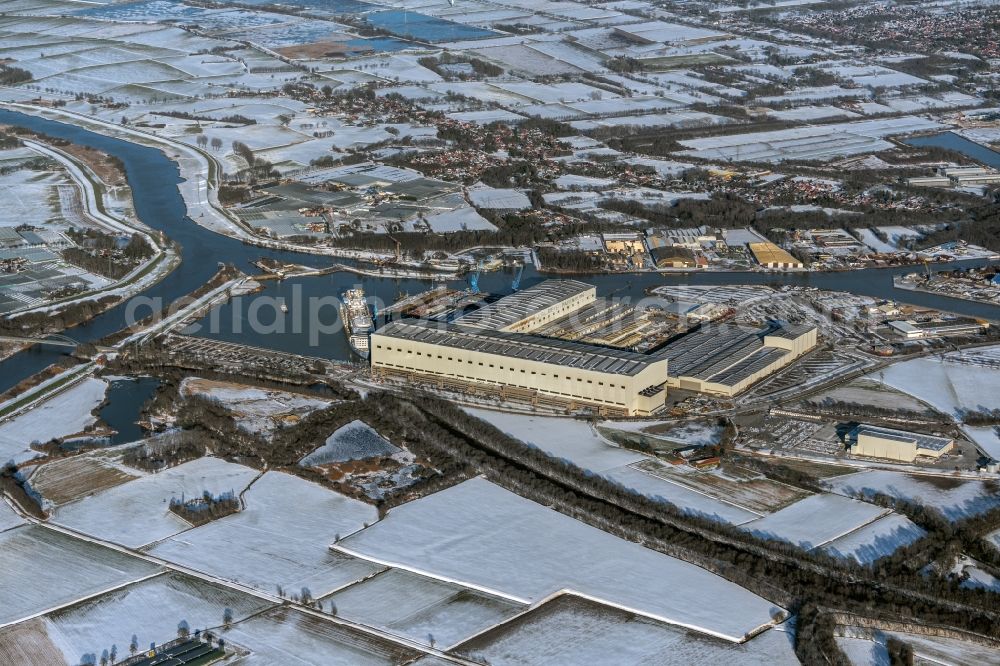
<box><xmin>876</xmin><ymin>355</ymin><xmax>1000</xmax><ymax>458</ymax></box>
<box><xmin>455</xmin><ymin>595</ymin><xmax>798</xmax><ymax>666</ymax></box>
<box><xmin>740</xmin><ymin>493</ymin><xmax>888</xmax><ymax>550</ymax></box>
<box><xmin>827</xmin><ymin>470</ymin><xmax>1000</xmax><ymax>521</ymax></box>
<box><xmin>322</xmin><ymin>568</ymin><xmax>524</xmax><ymax>648</ymax></box>
<box><xmin>300</xmin><ymin>420</ymin><xmax>401</xmax><ymax>466</ymax></box>
<box><xmin>0</xmin><ymin>525</ymin><xmax>160</xmax><ymax>626</ymax></box>
<box><xmin>877</xmin><ymin>357</ymin><xmax>1000</xmax><ymax>417</ymax></box>
<box><xmin>854</xmin><ymin>227</ymin><xmax>896</xmax><ymax>254</ymax></box>
<box><xmin>820</xmin><ymin>513</ymin><xmax>925</xmax><ymax>564</ymax></box>
<box><xmin>337</xmin><ymin>478</ymin><xmax>783</xmax><ymax>642</ymax></box>
<box><xmin>0</xmin><ymin>499</ymin><xmax>25</xmax><ymax>533</ymax></box>
<box><xmin>51</xmin><ymin>457</ymin><xmax>260</xmax><ymax>548</ymax></box>
<box><xmin>42</xmin><ymin>572</ymin><xmax>273</xmax><ymax>664</ymax></box>
<box><xmin>149</xmin><ymin>471</ymin><xmax>379</xmax><ymax>597</ymax></box>
<box><xmin>0</xmin><ymin>378</ymin><xmax>107</xmax><ymax>465</ymax></box>
<box><xmin>603</xmin><ymin>464</ymin><xmax>761</xmax><ymax>524</ymax></box>
<box><xmin>27</xmin><ymin>449</ymin><xmax>139</xmax><ymax>508</ymax></box>
<box><xmin>465</xmin><ymin>409</ymin><xmax>643</xmax><ymax>472</ymax></box>
<box><xmin>222</xmin><ymin>607</ymin><xmax>420</xmax><ymax>665</ymax></box>
<box><xmin>836</xmin><ymin>630</ymin><xmax>997</xmax><ymax>666</ymax></box>
<box><xmin>467</xmin><ymin>409</ymin><xmax>758</xmax><ymax>523</ymax></box>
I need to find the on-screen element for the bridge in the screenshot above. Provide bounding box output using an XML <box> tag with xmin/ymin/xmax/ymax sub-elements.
<box><xmin>0</xmin><ymin>334</ymin><xmax>115</xmax><ymax>353</ymax></box>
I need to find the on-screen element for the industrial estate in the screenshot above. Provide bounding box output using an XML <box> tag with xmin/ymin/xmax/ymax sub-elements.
<box><xmin>1</xmin><ymin>0</ymin><xmax>1000</xmax><ymax>665</ymax></box>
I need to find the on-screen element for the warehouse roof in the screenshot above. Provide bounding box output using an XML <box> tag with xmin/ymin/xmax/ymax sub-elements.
<box><xmin>373</xmin><ymin>319</ymin><xmax>667</xmax><ymax>376</ymax></box>
<box><xmin>455</xmin><ymin>279</ymin><xmax>595</xmax><ymax>331</ymax></box>
<box><xmin>661</xmin><ymin>323</ymin><xmax>813</xmax><ymax>389</ymax></box>
<box><xmin>766</xmin><ymin>323</ymin><xmax>816</xmax><ymax>339</ymax></box>
<box><xmin>748</xmin><ymin>242</ymin><xmax>801</xmax><ymax>266</ymax></box>
<box><xmin>855</xmin><ymin>425</ymin><xmax>953</xmax><ymax>452</ymax></box>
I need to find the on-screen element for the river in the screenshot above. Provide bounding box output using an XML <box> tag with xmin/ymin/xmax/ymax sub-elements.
<box><xmin>905</xmin><ymin>132</ymin><xmax>1000</xmax><ymax>169</ymax></box>
<box><xmin>0</xmin><ymin>110</ymin><xmax>998</xmax><ymax>392</ymax></box>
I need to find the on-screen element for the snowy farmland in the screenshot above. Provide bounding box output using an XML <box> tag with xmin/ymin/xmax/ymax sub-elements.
<box><xmin>675</xmin><ymin>117</ymin><xmax>946</xmax><ymax>163</ymax></box>
<box><xmin>827</xmin><ymin>470</ymin><xmax>1000</xmax><ymax>521</ymax></box>
<box><xmin>27</xmin><ymin>449</ymin><xmax>139</xmax><ymax>508</ymax></box>
<box><xmin>300</xmin><ymin>420</ymin><xmax>401</xmax><ymax>466</ymax></box>
<box><xmin>836</xmin><ymin>630</ymin><xmax>999</xmax><ymax>666</ymax></box>
<box><xmin>337</xmin><ymin>478</ymin><xmax>783</xmax><ymax>642</ymax></box>
<box><xmin>0</xmin><ymin>378</ymin><xmax>107</xmax><ymax>465</ymax></box>
<box><xmin>464</xmin><ymin>408</ymin><xmax>643</xmax><ymax>472</ymax></box>
<box><xmin>455</xmin><ymin>595</ymin><xmax>798</xmax><ymax>666</ymax></box>
<box><xmin>0</xmin><ymin>526</ymin><xmax>160</xmax><ymax>626</ymax></box>
<box><xmin>51</xmin><ymin>457</ymin><xmax>260</xmax><ymax>548</ymax></box>
<box><xmin>0</xmin><ymin>499</ymin><xmax>25</xmax><ymax>533</ymax></box>
<box><xmin>467</xmin><ymin>409</ymin><xmax>797</xmax><ymax>524</ymax></box>
<box><xmin>148</xmin><ymin>471</ymin><xmax>379</xmax><ymax>597</ymax></box>
<box><xmin>740</xmin><ymin>493</ymin><xmax>888</xmax><ymax>550</ymax></box>
<box><xmin>220</xmin><ymin>607</ymin><xmax>421</xmax><ymax>666</ymax></box>
<box><xmin>875</xmin><ymin>355</ymin><xmax>1000</xmax><ymax>458</ymax></box>
<box><xmin>876</xmin><ymin>355</ymin><xmax>1000</xmax><ymax>417</ymax></box>
<box><xmin>40</xmin><ymin>572</ymin><xmax>273</xmax><ymax>665</ymax></box>
<box><xmin>321</xmin><ymin>568</ymin><xmax>525</xmax><ymax>648</ymax></box>
<box><xmin>820</xmin><ymin>513</ymin><xmax>926</xmax><ymax>565</ymax></box>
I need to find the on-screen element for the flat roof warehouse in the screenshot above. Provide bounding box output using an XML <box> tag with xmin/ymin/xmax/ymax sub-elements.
<box><xmin>376</xmin><ymin>319</ymin><xmax>665</xmax><ymax>376</ymax></box>
<box><xmin>370</xmin><ymin>280</ymin><xmax>818</xmax><ymax>414</ymax></box>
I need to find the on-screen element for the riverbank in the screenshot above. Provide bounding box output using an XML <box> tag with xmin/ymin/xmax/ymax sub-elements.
<box><xmin>894</xmin><ymin>276</ymin><xmax>1000</xmax><ymax>307</ymax></box>
<box><xmin>0</xmin><ymin>108</ymin><xmax>997</xmax><ymax>397</ymax></box>
<box><xmin>4</xmin><ymin>137</ymin><xmax>180</xmax><ymax>327</ymax></box>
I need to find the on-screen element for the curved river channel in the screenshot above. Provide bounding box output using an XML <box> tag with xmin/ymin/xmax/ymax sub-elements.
<box><xmin>1</xmin><ymin>109</ymin><xmax>999</xmax><ymax>394</ymax></box>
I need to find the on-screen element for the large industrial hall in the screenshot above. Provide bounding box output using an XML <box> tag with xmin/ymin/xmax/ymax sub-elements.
<box><xmin>370</xmin><ymin>280</ymin><xmax>818</xmax><ymax>415</ymax></box>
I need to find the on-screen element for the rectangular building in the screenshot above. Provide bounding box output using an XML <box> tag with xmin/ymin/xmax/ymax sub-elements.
<box><xmin>661</xmin><ymin>323</ymin><xmax>817</xmax><ymax>397</ymax></box>
<box><xmin>888</xmin><ymin>318</ymin><xmax>986</xmax><ymax>339</ymax></box>
<box><xmin>456</xmin><ymin>279</ymin><xmax>596</xmax><ymax>333</ymax></box>
<box><xmin>851</xmin><ymin>425</ymin><xmax>954</xmax><ymax>462</ymax></box>
<box><xmin>748</xmin><ymin>242</ymin><xmax>804</xmax><ymax>269</ymax></box>
<box><xmin>370</xmin><ymin>319</ymin><xmax>668</xmax><ymax>416</ymax></box>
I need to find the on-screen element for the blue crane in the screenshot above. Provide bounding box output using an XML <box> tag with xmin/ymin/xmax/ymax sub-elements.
<box><xmin>511</xmin><ymin>263</ymin><xmax>524</xmax><ymax>292</ymax></box>
<box><xmin>469</xmin><ymin>260</ymin><xmax>483</xmax><ymax>293</ymax></box>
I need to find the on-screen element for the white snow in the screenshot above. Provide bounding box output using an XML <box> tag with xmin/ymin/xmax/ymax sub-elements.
<box><xmin>467</xmin><ymin>409</ymin><xmax>756</xmax><ymax>523</ymax></box>
<box><xmin>0</xmin><ymin>498</ymin><xmax>25</xmax><ymax>533</ymax></box>
<box><xmin>827</xmin><ymin>470</ymin><xmax>1000</xmax><ymax>521</ymax></box>
<box><xmin>875</xmin><ymin>355</ymin><xmax>1000</xmax><ymax>458</ymax></box>
<box><xmin>220</xmin><ymin>607</ymin><xmax>413</xmax><ymax>665</ymax></box>
<box><xmin>0</xmin><ymin>525</ymin><xmax>160</xmax><ymax>626</ymax></box>
<box><xmin>43</xmin><ymin>572</ymin><xmax>273</xmax><ymax>664</ymax></box>
<box><xmin>465</xmin><ymin>409</ymin><xmax>643</xmax><ymax>472</ymax></box>
<box><xmin>300</xmin><ymin>420</ymin><xmax>401</xmax><ymax>466</ymax></box>
<box><xmin>0</xmin><ymin>378</ymin><xmax>108</xmax><ymax>465</ymax></box>
<box><xmin>456</xmin><ymin>596</ymin><xmax>799</xmax><ymax>666</ymax></box>
<box><xmin>877</xmin><ymin>356</ymin><xmax>1000</xmax><ymax>417</ymax></box>
<box><xmin>51</xmin><ymin>457</ymin><xmax>260</xmax><ymax>548</ymax></box>
<box><xmin>322</xmin><ymin>568</ymin><xmax>524</xmax><ymax>648</ymax></box>
<box><xmin>741</xmin><ymin>493</ymin><xmax>887</xmax><ymax>550</ymax></box>
<box><xmin>148</xmin><ymin>471</ymin><xmax>379</xmax><ymax>597</ymax></box>
<box><xmin>821</xmin><ymin>513</ymin><xmax>925</xmax><ymax>565</ymax></box>
<box><xmin>337</xmin><ymin>477</ymin><xmax>783</xmax><ymax>642</ymax></box>
<box><xmin>603</xmin><ymin>464</ymin><xmax>761</xmax><ymax>525</ymax></box>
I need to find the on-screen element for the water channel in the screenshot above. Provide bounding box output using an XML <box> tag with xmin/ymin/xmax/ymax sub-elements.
<box><xmin>1</xmin><ymin>110</ymin><xmax>998</xmax><ymax>395</ymax></box>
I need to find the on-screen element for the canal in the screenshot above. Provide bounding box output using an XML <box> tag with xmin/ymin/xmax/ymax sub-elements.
<box><xmin>1</xmin><ymin>110</ymin><xmax>999</xmax><ymax>393</ymax></box>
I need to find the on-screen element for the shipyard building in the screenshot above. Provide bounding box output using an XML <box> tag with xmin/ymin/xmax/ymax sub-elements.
<box><xmin>369</xmin><ymin>280</ymin><xmax>816</xmax><ymax>414</ymax></box>
<box><xmin>371</xmin><ymin>280</ymin><xmax>668</xmax><ymax>416</ymax></box>
<box><xmin>660</xmin><ymin>323</ymin><xmax>817</xmax><ymax>397</ymax></box>
<box><xmin>850</xmin><ymin>424</ymin><xmax>954</xmax><ymax>462</ymax></box>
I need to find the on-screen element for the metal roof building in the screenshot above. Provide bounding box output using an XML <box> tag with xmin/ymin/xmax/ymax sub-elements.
<box><xmin>455</xmin><ymin>279</ymin><xmax>596</xmax><ymax>333</ymax></box>
<box><xmin>661</xmin><ymin>323</ymin><xmax>817</xmax><ymax>396</ymax></box>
